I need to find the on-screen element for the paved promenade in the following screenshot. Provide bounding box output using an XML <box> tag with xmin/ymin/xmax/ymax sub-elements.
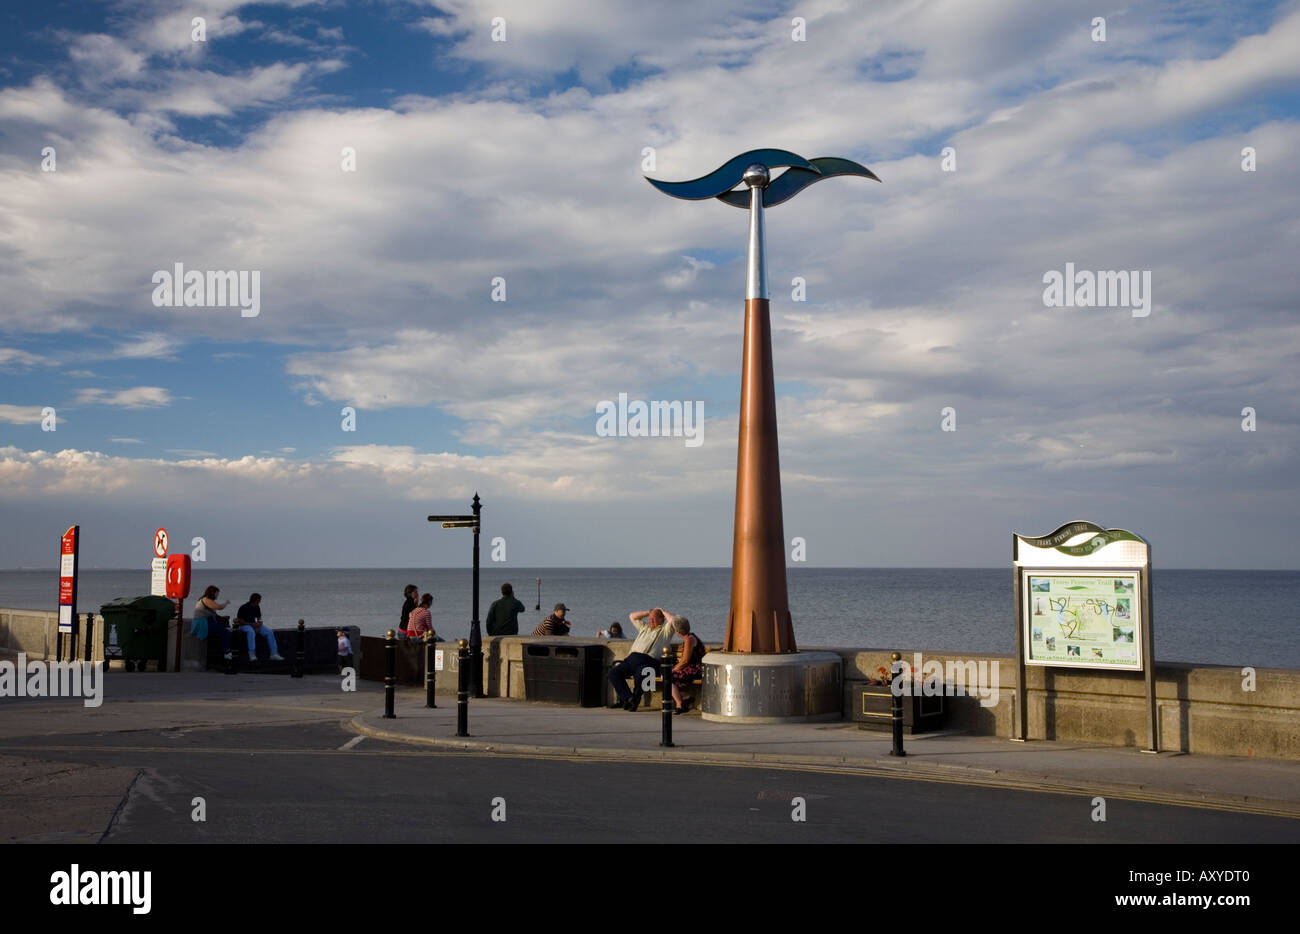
<box><xmin>1</xmin><ymin>673</ymin><xmax>1297</xmax><ymax>844</ymax></box>
<box><xmin>353</xmin><ymin>691</ymin><xmax>1300</xmax><ymax>818</ymax></box>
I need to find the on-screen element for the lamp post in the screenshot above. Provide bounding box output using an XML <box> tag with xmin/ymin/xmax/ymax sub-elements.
<box><xmin>646</xmin><ymin>149</ymin><xmax>879</xmax><ymax>719</ymax></box>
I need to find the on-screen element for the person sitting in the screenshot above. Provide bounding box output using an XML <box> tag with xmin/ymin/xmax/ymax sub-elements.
<box><xmin>597</xmin><ymin>622</ymin><xmax>625</xmax><ymax>639</ymax></box>
<box><xmin>337</xmin><ymin>629</ymin><xmax>354</xmax><ymax>674</ymax></box>
<box><xmin>486</xmin><ymin>582</ymin><xmax>526</xmax><ymax>636</ymax></box>
<box><xmin>235</xmin><ymin>593</ymin><xmax>285</xmax><ymax>662</ymax></box>
<box><xmin>607</xmin><ymin>607</ymin><xmax>677</xmax><ymax>711</ymax></box>
<box><xmin>670</xmin><ymin>617</ymin><xmax>705</xmax><ymax>714</ymax></box>
<box><xmin>532</xmin><ymin>603</ymin><xmax>572</xmax><ymax>636</ymax></box>
<box><xmin>407</xmin><ymin>593</ymin><xmax>434</xmax><ymax>640</ymax></box>
<box><xmin>193</xmin><ymin>585</ymin><xmax>232</xmax><ymax>661</ymax></box>
<box><xmin>398</xmin><ymin>584</ymin><xmax>418</xmax><ymax>639</ymax></box>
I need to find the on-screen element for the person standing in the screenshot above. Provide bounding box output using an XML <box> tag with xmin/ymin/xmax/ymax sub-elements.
<box><xmin>531</xmin><ymin>603</ymin><xmax>572</xmax><ymax>636</ymax></box>
<box><xmin>398</xmin><ymin>584</ymin><xmax>418</xmax><ymax>640</ymax></box>
<box><xmin>235</xmin><ymin>593</ymin><xmax>285</xmax><ymax>662</ymax></box>
<box><xmin>485</xmin><ymin>582</ymin><xmax>526</xmax><ymax>636</ymax></box>
<box><xmin>607</xmin><ymin>607</ymin><xmax>678</xmax><ymax>711</ymax></box>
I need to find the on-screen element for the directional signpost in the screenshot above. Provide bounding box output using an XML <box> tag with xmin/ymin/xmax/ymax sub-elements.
<box><xmin>428</xmin><ymin>494</ymin><xmax>484</xmax><ymax>697</ymax></box>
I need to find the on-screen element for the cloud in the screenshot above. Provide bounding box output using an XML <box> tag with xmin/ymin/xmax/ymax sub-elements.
<box><xmin>72</xmin><ymin>386</ymin><xmax>172</xmax><ymax>408</ymax></box>
<box><xmin>112</xmin><ymin>333</ymin><xmax>182</xmax><ymax>360</ymax></box>
<box><xmin>0</xmin><ymin>348</ymin><xmax>48</xmax><ymax>368</ymax></box>
<box><xmin>0</xmin><ymin>405</ymin><xmax>47</xmax><ymax>424</ymax></box>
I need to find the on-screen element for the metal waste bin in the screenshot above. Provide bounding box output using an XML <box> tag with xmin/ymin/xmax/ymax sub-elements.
<box><xmin>100</xmin><ymin>596</ymin><xmax>176</xmax><ymax>672</ymax></box>
<box><xmin>522</xmin><ymin>643</ymin><xmax>605</xmax><ymax>706</ymax></box>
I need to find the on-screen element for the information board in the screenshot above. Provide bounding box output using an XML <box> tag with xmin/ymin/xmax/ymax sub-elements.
<box><xmin>1023</xmin><ymin>570</ymin><xmax>1142</xmax><ymax>670</ymax></box>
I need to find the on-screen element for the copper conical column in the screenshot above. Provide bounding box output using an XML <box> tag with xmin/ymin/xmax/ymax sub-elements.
<box><xmin>724</xmin><ymin>165</ymin><xmax>797</xmax><ymax>654</ymax></box>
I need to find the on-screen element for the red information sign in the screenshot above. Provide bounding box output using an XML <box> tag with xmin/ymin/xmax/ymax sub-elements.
<box><xmin>58</xmin><ymin>525</ymin><xmax>79</xmax><ymax>633</ymax></box>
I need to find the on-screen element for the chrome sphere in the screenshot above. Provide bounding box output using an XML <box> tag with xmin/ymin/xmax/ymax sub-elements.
<box><xmin>742</xmin><ymin>163</ymin><xmax>770</xmax><ymax>188</ymax></box>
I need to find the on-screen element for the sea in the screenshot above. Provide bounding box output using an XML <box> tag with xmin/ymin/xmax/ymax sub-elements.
<box><xmin>1</xmin><ymin>567</ymin><xmax>1296</xmax><ymax>669</ymax></box>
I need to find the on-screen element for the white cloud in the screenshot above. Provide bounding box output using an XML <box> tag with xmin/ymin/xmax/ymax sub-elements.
<box><xmin>0</xmin><ymin>405</ymin><xmax>46</xmax><ymax>424</ymax></box>
<box><xmin>72</xmin><ymin>386</ymin><xmax>172</xmax><ymax>408</ymax></box>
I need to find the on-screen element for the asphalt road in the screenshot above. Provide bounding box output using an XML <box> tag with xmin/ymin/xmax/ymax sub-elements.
<box><xmin>3</xmin><ymin>721</ymin><xmax>1296</xmax><ymax>843</ymax></box>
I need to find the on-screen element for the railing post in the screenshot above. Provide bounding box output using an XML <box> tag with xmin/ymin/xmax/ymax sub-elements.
<box><xmin>383</xmin><ymin>629</ymin><xmax>396</xmax><ymax>719</ymax></box>
<box><xmin>660</xmin><ymin>646</ymin><xmax>674</xmax><ymax>748</ymax></box>
<box><xmin>456</xmin><ymin>639</ymin><xmax>470</xmax><ymax>737</ymax></box>
<box><xmin>292</xmin><ymin>619</ymin><xmax>305</xmax><ymax>678</ymax></box>
<box><xmin>889</xmin><ymin>651</ymin><xmax>906</xmax><ymax>757</ymax></box>
<box><xmin>84</xmin><ymin>613</ymin><xmax>95</xmax><ymax>666</ymax></box>
<box><xmin>424</xmin><ymin>633</ymin><xmax>438</xmax><ymax>708</ymax></box>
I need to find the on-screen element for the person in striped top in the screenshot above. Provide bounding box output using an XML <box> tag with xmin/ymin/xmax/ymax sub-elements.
<box><xmin>407</xmin><ymin>592</ymin><xmax>433</xmax><ymax>640</ymax></box>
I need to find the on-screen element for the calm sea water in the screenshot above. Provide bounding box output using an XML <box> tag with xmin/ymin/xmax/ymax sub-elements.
<box><xmin>1</xmin><ymin>567</ymin><xmax>1295</xmax><ymax>668</ymax></box>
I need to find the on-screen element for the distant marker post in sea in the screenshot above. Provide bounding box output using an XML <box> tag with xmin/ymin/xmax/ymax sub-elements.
<box><xmin>646</xmin><ymin>149</ymin><xmax>880</xmax><ymax>721</ymax></box>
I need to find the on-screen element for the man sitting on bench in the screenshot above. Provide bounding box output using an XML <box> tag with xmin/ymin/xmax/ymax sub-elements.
<box><xmin>607</xmin><ymin>607</ymin><xmax>678</xmax><ymax>711</ymax></box>
<box><xmin>236</xmin><ymin>593</ymin><xmax>285</xmax><ymax>663</ymax></box>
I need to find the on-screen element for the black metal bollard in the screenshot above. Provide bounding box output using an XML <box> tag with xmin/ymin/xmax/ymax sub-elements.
<box><xmin>383</xmin><ymin>629</ymin><xmax>396</xmax><ymax>719</ymax></box>
<box><xmin>456</xmin><ymin>639</ymin><xmax>470</xmax><ymax>737</ymax></box>
<box><xmin>424</xmin><ymin>633</ymin><xmax>438</xmax><ymax>708</ymax></box>
<box><xmin>292</xmin><ymin>619</ymin><xmax>305</xmax><ymax>678</ymax></box>
<box><xmin>84</xmin><ymin>612</ymin><xmax>95</xmax><ymax>665</ymax></box>
<box><xmin>660</xmin><ymin>646</ymin><xmax>674</xmax><ymax>748</ymax></box>
<box><xmin>469</xmin><ymin>620</ymin><xmax>485</xmax><ymax>699</ymax></box>
<box><xmin>224</xmin><ymin>621</ymin><xmax>238</xmax><ymax>675</ymax></box>
<box><xmin>889</xmin><ymin>651</ymin><xmax>906</xmax><ymax>757</ymax></box>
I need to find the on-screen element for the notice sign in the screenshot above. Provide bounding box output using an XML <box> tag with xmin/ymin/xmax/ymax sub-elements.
<box><xmin>58</xmin><ymin>525</ymin><xmax>79</xmax><ymax>633</ymax></box>
<box><xmin>1024</xmin><ymin>571</ymin><xmax>1142</xmax><ymax>670</ymax></box>
<box><xmin>151</xmin><ymin>557</ymin><xmax>168</xmax><ymax>597</ymax></box>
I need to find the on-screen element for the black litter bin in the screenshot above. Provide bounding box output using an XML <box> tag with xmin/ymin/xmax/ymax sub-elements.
<box><xmin>100</xmin><ymin>596</ymin><xmax>176</xmax><ymax>672</ymax></box>
<box><xmin>522</xmin><ymin>643</ymin><xmax>605</xmax><ymax>706</ymax></box>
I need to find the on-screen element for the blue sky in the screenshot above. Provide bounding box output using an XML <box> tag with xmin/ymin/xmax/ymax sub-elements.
<box><xmin>1</xmin><ymin>0</ymin><xmax>1299</xmax><ymax>570</ymax></box>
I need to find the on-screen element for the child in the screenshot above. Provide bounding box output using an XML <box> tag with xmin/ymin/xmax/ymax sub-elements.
<box><xmin>337</xmin><ymin>629</ymin><xmax>354</xmax><ymax>674</ymax></box>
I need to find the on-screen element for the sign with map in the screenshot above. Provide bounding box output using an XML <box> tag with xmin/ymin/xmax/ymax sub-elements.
<box><xmin>1023</xmin><ymin>571</ymin><xmax>1142</xmax><ymax>670</ymax></box>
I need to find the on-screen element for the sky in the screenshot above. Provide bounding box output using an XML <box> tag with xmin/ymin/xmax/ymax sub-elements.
<box><xmin>1</xmin><ymin>0</ymin><xmax>1298</xmax><ymax>570</ymax></box>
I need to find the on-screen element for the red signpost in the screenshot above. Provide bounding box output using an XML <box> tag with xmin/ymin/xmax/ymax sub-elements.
<box><xmin>58</xmin><ymin>525</ymin><xmax>79</xmax><ymax>662</ymax></box>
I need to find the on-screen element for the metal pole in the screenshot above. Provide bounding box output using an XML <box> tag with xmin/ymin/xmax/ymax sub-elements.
<box><xmin>224</xmin><ymin>618</ymin><xmax>237</xmax><ymax>675</ymax></box>
<box><xmin>660</xmin><ymin>646</ymin><xmax>674</xmax><ymax>747</ymax></box>
<box><xmin>84</xmin><ymin>612</ymin><xmax>94</xmax><ymax>665</ymax></box>
<box><xmin>470</xmin><ymin>493</ymin><xmax>484</xmax><ymax>697</ymax></box>
<box><xmin>383</xmin><ymin>629</ymin><xmax>396</xmax><ymax>719</ymax></box>
<box><xmin>889</xmin><ymin>652</ymin><xmax>906</xmax><ymax>757</ymax></box>
<box><xmin>456</xmin><ymin>639</ymin><xmax>470</xmax><ymax>737</ymax></box>
<box><xmin>1012</xmin><ymin>543</ymin><xmax>1028</xmax><ymax>741</ymax></box>
<box><xmin>424</xmin><ymin>632</ymin><xmax>438</xmax><ymax>708</ymax></box>
<box><xmin>1141</xmin><ymin>554</ymin><xmax>1159</xmax><ymax>753</ymax></box>
<box><xmin>535</xmin><ymin>577</ymin><xmax>541</xmax><ymax>611</ymax></box>
<box><xmin>173</xmin><ymin>598</ymin><xmax>183</xmax><ymax>673</ymax></box>
<box><xmin>293</xmin><ymin>619</ymin><xmax>305</xmax><ymax>678</ymax></box>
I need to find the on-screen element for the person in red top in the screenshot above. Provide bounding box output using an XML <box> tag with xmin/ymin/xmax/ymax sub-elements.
<box><xmin>407</xmin><ymin>592</ymin><xmax>433</xmax><ymax>639</ymax></box>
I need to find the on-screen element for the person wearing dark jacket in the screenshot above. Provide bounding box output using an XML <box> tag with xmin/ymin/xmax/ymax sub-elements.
<box><xmin>398</xmin><ymin>584</ymin><xmax>418</xmax><ymax>639</ymax></box>
<box><xmin>485</xmin><ymin>583</ymin><xmax>526</xmax><ymax>636</ymax></box>
<box><xmin>532</xmin><ymin>604</ymin><xmax>572</xmax><ymax>636</ymax></box>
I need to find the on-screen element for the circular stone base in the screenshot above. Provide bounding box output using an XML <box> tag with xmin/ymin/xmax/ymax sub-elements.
<box><xmin>701</xmin><ymin>651</ymin><xmax>843</xmax><ymax>723</ymax></box>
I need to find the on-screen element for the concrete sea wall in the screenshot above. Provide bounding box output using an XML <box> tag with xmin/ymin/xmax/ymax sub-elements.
<box><xmin>5</xmin><ymin>608</ymin><xmax>1296</xmax><ymax>760</ymax></box>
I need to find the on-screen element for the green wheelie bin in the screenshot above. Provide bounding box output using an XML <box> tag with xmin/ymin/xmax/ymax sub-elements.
<box><xmin>100</xmin><ymin>595</ymin><xmax>176</xmax><ymax>672</ymax></box>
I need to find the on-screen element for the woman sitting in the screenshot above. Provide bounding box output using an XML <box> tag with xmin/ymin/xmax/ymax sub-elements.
<box><xmin>670</xmin><ymin>616</ymin><xmax>705</xmax><ymax>714</ymax></box>
<box><xmin>407</xmin><ymin>592</ymin><xmax>434</xmax><ymax>640</ymax></box>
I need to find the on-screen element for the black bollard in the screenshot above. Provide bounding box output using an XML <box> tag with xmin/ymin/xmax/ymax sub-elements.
<box><xmin>456</xmin><ymin>639</ymin><xmax>470</xmax><ymax>737</ymax></box>
<box><xmin>382</xmin><ymin>629</ymin><xmax>396</xmax><ymax>719</ymax></box>
<box><xmin>660</xmin><ymin>646</ymin><xmax>674</xmax><ymax>748</ymax></box>
<box><xmin>424</xmin><ymin>633</ymin><xmax>438</xmax><ymax>708</ymax></box>
<box><xmin>292</xmin><ymin>619</ymin><xmax>305</xmax><ymax>678</ymax></box>
<box><xmin>889</xmin><ymin>651</ymin><xmax>906</xmax><ymax>757</ymax></box>
<box><xmin>84</xmin><ymin>613</ymin><xmax>95</xmax><ymax>666</ymax></box>
<box><xmin>224</xmin><ymin>621</ymin><xmax>238</xmax><ymax>675</ymax></box>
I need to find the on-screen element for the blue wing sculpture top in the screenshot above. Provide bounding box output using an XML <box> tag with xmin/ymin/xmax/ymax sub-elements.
<box><xmin>646</xmin><ymin>149</ymin><xmax>880</xmax><ymax>207</ymax></box>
